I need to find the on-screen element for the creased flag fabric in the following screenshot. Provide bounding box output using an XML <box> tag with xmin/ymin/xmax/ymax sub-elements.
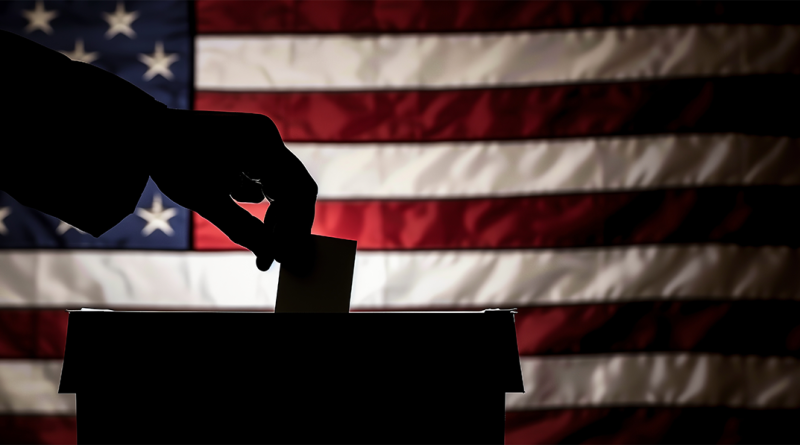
<box><xmin>1</xmin><ymin>1</ymin><xmax>800</xmax><ymax>444</ymax></box>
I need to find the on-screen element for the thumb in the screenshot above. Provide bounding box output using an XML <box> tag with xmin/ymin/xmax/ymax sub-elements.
<box><xmin>266</xmin><ymin>200</ymin><xmax>315</xmax><ymax>274</ymax></box>
<box><xmin>193</xmin><ymin>196</ymin><xmax>275</xmax><ymax>272</ymax></box>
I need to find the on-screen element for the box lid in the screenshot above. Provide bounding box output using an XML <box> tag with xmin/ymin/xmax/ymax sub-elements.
<box><xmin>58</xmin><ymin>309</ymin><xmax>524</xmax><ymax>394</ymax></box>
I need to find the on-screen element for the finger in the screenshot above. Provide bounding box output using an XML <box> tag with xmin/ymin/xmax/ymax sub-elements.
<box><xmin>193</xmin><ymin>195</ymin><xmax>275</xmax><ymax>272</ymax></box>
<box><xmin>241</xmin><ymin>115</ymin><xmax>318</xmax><ymax>228</ymax></box>
<box><xmin>256</xmin><ymin>256</ymin><xmax>273</xmax><ymax>272</ymax></box>
<box><xmin>236</xmin><ymin>114</ymin><xmax>318</xmax><ymax>201</ymax></box>
<box><xmin>223</xmin><ymin>113</ymin><xmax>318</xmax><ymax>270</ymax></box>
<box><xmin>268</xmin><ymin>201</ymin><xmax>316</xmax><ymax>274</ymax></box>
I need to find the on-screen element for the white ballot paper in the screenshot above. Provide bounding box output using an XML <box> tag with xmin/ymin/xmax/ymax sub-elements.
<box><xmin>274</xmin><ymin>235</ymin><xmax>357</xmax><ymax>313</ymax></box>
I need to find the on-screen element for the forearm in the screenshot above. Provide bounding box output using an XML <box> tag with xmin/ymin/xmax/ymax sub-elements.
<box><xmin>1</xmin><ymin>29</ymin><xmax>166</xmax><ymax>237</ymax></box>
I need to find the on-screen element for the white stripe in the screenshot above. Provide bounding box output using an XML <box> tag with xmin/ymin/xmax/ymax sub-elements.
<box><xmin>0</xmin><ymin>246</ymin><xmax>797</xmax><ymax>309</ymax></box>
<box><xmin>289</xmin><ymin>134</ymin><xmax>800</xmax><ymax>199</ymax></box>
<box><xmin>196</xmin><ymin>25</ymin><xmax>800</xmax><ymax>90</ymax></box>
<box><xmin>4</xmin><ymin>353</ymin><xmax>799</xmax><ymax>414</ymax></box>
<box><xmin>507</xmin><ymin>353</ymin><xmax>800</xmax><ymax>410</ymax></box>
<box><xmin>0</xmin><ymin>360</ymin><xmax>72</xmax><ymax>414</ymax></box>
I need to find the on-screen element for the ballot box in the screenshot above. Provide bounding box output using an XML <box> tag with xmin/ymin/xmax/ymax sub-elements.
<box><xmin>58</xmin><ymin>309</ymin><xmax>524</xmax><ymax>444</ymax></box>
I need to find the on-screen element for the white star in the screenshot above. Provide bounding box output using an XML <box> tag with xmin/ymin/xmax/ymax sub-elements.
<box><xmin>57</xmin><ymin>220</ymin><xmax>88</xmax><ymax>235</ymax></box>
<box><xmin>59</xmin><ymin>38</ymin><xmax>99</xmax><ymax>64</ymax></box>
<box><xmin>102</xmin><ymin>2</ymin><xmax>139</xmax><ymax>39</ymax></box>
<box><xmin>138</xmin><ymin>41</ymin><xmax>179</xmax><ymax>81</ymax></box>
<box><xmin>22</xmin><ymin>1</ymin><xmax>58</xmax><ymax>35</ymax></box>
<box><xmin>135</xmin><ymin>193</ymin><xmax>177</xmax><ymax>236</ymax></box>
<box><xmin>0</xmin><ymin>207</ymin><xmax>11</xmax><ymax>236</ymax></box>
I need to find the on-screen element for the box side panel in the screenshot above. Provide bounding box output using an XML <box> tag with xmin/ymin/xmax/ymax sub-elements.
<box><xmin>75</xmin><ymin>389</ymin><xmax>505</xmax><ymax>444</ymax></box>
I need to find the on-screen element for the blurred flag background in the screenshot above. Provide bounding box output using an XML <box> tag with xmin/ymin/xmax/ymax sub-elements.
<box><xmin>2</xmin><ymin>1</ymin><xmax>800</xmax><ymax>443</ymax></box>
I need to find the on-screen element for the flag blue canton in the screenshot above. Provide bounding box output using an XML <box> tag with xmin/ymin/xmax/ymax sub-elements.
<box><xmin>0</xmin><ymin>0</ymin><xmax>193</xmax><ymax>250</ymax></box>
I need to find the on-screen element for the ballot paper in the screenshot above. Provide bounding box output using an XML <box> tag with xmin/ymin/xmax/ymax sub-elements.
<box><xmin>274</xmin><ymin>235</ymin><xmax>357</xmax><ymax>313</ymax></box>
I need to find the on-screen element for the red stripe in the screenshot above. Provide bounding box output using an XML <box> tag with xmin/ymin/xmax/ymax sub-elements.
<box><xmin>3</xmin><ymin>300</ymin><xmax>799</xmax><ymax>359</ymax></box>
<box><xmin>195</xmin><ymin>1</ymin><xmax>800</xmax><ymax>34</ymax></box>
<box><xmin>514</xmin><ymin>300</ymin><xmax>800</xmax><ymax>356</ymax></box>
<box><xmin>505</xmin><ymin>406</ymin><xmax>800</xmax><ymax>444</ymax></box>
<box><xmin>193</xmin><ymin>187</ymin><xmax>800</xmax><ymax>251</ymax></box>
<box><xmin>0</xmin><ymin>309</ymin><xmax>68</xmax><ymax>359</ymax></box>
<box><xmin>195</xmin><ymin>75</ymin><xmax>800</xmax><ymax>142</ymax></box>
<box><xmin>0</xmin><ymin>416</ymin><xmax>76</xmax><ymax>445</ymax></box>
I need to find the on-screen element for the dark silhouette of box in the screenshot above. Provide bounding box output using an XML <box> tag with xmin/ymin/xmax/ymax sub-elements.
<box><xmin>58</xmin><ymin>309</ymin><xmax>524</xmax><ymax>444</ymax></box>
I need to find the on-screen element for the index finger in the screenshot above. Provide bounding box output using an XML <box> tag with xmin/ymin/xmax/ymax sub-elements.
<box><xmin>231</xmin><ymin>113</ymin><xmax>318</xmax><ymax>269</ymax></box>
<box><xmin>239</xmin><ymin>113</ymin><xmax>318</xmax><ymax>203</ymax></box>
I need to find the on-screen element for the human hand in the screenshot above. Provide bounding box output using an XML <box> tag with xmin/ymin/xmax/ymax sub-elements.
<box><xmin>149</xmin><ymin>110</ymin><xmax>318</xmax><ymax>273</ymax></box>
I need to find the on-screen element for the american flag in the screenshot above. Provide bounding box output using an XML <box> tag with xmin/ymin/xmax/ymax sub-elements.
<box><xmin>2</xmin><ymin>1</ymin><xmax>800</xmax><ymax>443</ymax></box>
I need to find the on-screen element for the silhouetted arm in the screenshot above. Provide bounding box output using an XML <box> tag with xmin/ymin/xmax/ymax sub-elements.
<box><xmin>1</xmin><ymin>29</ymin><xmax>167</xmax><ymax>238</ymax></box>
<box><xmin>1</xmin><ymin>29</ymin><xmax>318</xmax><ymax>271</ymax></box>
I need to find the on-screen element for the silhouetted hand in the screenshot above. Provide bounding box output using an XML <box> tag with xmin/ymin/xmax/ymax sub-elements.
<box><xmin>149</xmin><ymin>110</ymin><xmax>318</xmax><ymax>273</ymax></box>
<box><xmin>2</xmin><ymin>29</ymin><xmax>318</xmax><ymax>272</ymax></box>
